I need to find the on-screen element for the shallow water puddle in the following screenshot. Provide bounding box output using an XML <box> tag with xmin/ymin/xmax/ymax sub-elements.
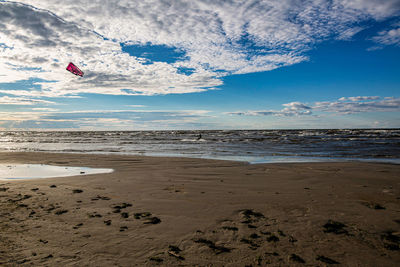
<box><xmin>0</xmin><ymin>164</ymin><xmax>113</xmax><ymax>180</ymax></box>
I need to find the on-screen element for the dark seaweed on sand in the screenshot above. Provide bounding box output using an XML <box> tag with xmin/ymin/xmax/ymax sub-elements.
<box><xmin>316</xmin><ymin>255</ymin><xmax>340</xmax><ymax>264</ymax></box>
<box><xmin>289</xmin><ymin>235</ymin><xmax>297</xmax><ymax>243</ymax></box>
<box><xmin>112</xmin><ymin>203</ymin><xmax>132</xmax><ymax>213</ymax></box>
<box><xmin>266</xmin><ymin>235</ymin><xmax>279</xmax><ymax>242</ymax></box>
<box><xmin>73</xmin><ymin>223</ymin><xmax>83</xmax><ymax>229</ymax></box>
<box><xmin>134</xmin><ymin>212</ymin><xmax>151</xmax><ymax>219</ymax></box>
<box><xmin>10</xmin><ymin>194</ymin><xmax>31</xmax><ymax>203</ymax></box>
<box><xmin>277</xmin><ymin>229</ymin><xmax>286</xmax><ymax>237</ymax></box>
<box><xmin>222</xmin><ymin>226</ymin><xmax>238</xmax><ymax>231</ymax></box>
<box><xmin>168</xmin><ymin>245</ymin><xmax>181</xmax><ymax>253</ymax></box>
<box><xmin>92</xmin><ymin>195</ymin><xmax>111</xmax><ymax>201</ymax></box>
<box><xmin>362</xmin><ymin>202</ymin><xmax>385</xmax><ymax>210</ymax></box>
<box><xmin>16</xmin><ymin>259</ymin><xmax>30</xmax><ymax>264</ymax></box>
<box><xmin>72</xmin><ymin>189</ymin><xmax>83</xmax><ymax>193</ymax></box>
<box><xmin>323</xmin><ymin>220</ymin><xmax>348</xmax><ymax>235</ymax></box>
<box><xmin>290</xmin><ymin>254</ymin><xmax>305</xmax><ymax>263</ymax></box>
<box><xmin>194</xmin><ymin>238</ymin><xmax>231</xmax><ymax>254</ymax></box>
<box><xmin>260</xmin><ymin>231</ymin><xmax>272</xmax><ymax>235</ymax></box>
<box><xmin>240</xmin><ymin>238</ymin><xmax>259</xmax><ymax>248</ymax></box>
<box><xmin>168</xmin><ymin>248</ymin><xmax>185</xmax><ymax>260</ymax></box>
<box><xmin>88</xmin><ymin>212</ymin><xmax>102</xmax><ymax>218</ymax></box>
<box><xmin>120</xmin><ymin>203</ymin><xmax>132</xmax><ymax>208</ymax></box>
<box><xmin>55</xmin><ymin>209</ymin><xmax>68</xmax><ymax>215</ymax></box>
<box><xmin>265</xmin><ymin>252</ymin><xmax>279</xmax><ymax>256</ymax></box>
<box><xmin>381</xmin><ymin>231</ymin><xmax>400</xmax><ymax>250</ymax></box>
<box><xmin>149</xmin><ymin>257</ymin><xmax>163</xmax><ymax>263</ymax></box>
<box><xmin>241</xmin><ymin>209</ymin><xmax>265</xmax><ymax>219</ymax></box>
<box><xmin>250</xmin><ymin>233</ymin><xmax>260</xmax><ymax>239</ymax></box>
<box><xmin>144</xmin><ymin>217</ymin><xmax>161</xmax><ymax>224</ymax></box>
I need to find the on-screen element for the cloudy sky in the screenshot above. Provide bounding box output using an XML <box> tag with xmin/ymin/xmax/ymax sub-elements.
<box><xmin>0</xmin><ymin>0</ymin><xmax>399</xmax><ymax>130</ymax></box>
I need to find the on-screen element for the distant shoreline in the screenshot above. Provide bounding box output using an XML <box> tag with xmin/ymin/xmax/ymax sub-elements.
<box><xmin>0</xmin><ymin>150</ymin><xmax>399</xmax><ymax>165</ymax></box>
<box><xmin>1</xmin><ymin>128</ymin><xmax>399</xmax><ymax>132</ymax></box>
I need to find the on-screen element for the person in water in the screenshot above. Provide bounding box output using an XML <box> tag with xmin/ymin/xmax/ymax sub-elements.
<box><xmin>197</xmin><ymin>134</ymin><xmax>202</xmax><ymax>140</ymax></box>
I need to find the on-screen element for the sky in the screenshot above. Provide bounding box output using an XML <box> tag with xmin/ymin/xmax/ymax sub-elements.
<box><xmin>0</xmin><ymin>0</ymin><xmax>399</xmax><ymax>130</ymax></box>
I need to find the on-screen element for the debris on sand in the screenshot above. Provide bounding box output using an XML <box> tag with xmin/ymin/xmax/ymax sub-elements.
<box><xmin>290</xmin><ymin>253</ymin><xmax>305</xmax><ymax>263</ymax></box>
<box><xmin>149</xmin><ymin>256</ymin><xmax>163</xmax><ymax>263</ymax></box>
<box><xmin>144</xmin><ymin>217</ymin><xmax>161</xmax><ymax>224</ymax></box>
<box><xmin>194</xmin><ymin>238</ymin><xmax>231</xmax><ymax>254</ymax></box>
<box><xmin>73</xmin><ymin>223</ymin><xmax>83</xmax><ymax>229</ymax></box>
<box><xmin>323</xmin><ymin>220</ymin><xmax>348</xmax><ymax>235</ymax></box>
<box><xmin>381</xmin><ymin>231</ymin><xmax>400</xmax><ymax>250</ymax></box>
<box><xmin>55</xmin><ymin>209</ymin><xmax>68</xmax><ymax>215</ymax></box>
<box><xmin>42</xmin><ymin>254</ymin><xmax>53</xmax><ymax>260</ymax></box>
<box><xmin>361</xmin><ymin>201</ymin><xmax>386</xmax><ymax>210</ymax></box>
<box><xmin>241</xmin><ymin>209</ymin><xmax>265</xmax><ymax>219</ymax></box>
<box><xmin>112</xmin><ymin>203</ymin><xmax>132</xmax><ymax>213</ymax></box>
<box><xmin>168</xmin><ymin>246</ymin><xmax>185</xmax><ymax>260</ymax></box>
<box><xmin>240</xmin><ymin>238</ymin><xmax>259</xmax><ymax>249</ymax></box>
<box><xmin>134</xmin><ymin>212</ymin><xmax>151</xmax><ymax>219</ymax></box>
<box><xmin>91</xmin><ymin>195</ymin><xmax>111</xmax><ymax>201</ymax></box>
<box><xmin>316</xmin><ymin>255</ymin><xmax>340</xmax><ymax>264</ymax></box>
<box><xmin>266</xmin><ymin>235</ymin><xmax>279</xmax><ymax>242</ymax></box>
<box><xmin>222</xmin><ymin>226</ymin><xmax>238</xmax><ymax>231</ymax></box>
<box><xmin>88</xmin><ymin>212</ymin><xmax>102</xmax><ymax>218</ymax></box>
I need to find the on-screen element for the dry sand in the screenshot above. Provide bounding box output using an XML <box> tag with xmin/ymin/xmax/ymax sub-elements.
<box><xmin>0</xmin><ymin>152</ymin><xmax>399</xmax><ymax>266</ymax></box>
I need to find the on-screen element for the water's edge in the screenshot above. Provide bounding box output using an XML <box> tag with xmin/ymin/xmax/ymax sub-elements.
<box><xmin>1</xmin><ymin>129</ymin><xmax>399</xmax><ymax>164</ymax></box>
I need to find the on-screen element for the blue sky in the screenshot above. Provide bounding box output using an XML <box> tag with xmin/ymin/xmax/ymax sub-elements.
<box><xmin>0</xmin><ymin>0</ymin><xmax>399</xmax><ymax>130</ymax></box>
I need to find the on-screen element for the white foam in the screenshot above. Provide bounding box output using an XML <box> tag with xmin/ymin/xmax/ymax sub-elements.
<box><xmin>0</xmin><ymin>164</ymin><xmax>113</xmax><ymax>180</ymax></box>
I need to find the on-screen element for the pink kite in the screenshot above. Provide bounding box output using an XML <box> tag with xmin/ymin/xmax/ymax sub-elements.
<box><xmin>66</xmin><ymin>62</ymin><xmax>84</xmax><ymax>77</ymax></box>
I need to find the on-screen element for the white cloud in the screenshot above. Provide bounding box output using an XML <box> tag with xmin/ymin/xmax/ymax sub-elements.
<box><xmin>226</xmin><ymin>101</ymin><xmax>313</xmax><ymax>117</ymax></box>
<box><xmin>126</xmin><ymin>105</ymin><xmax>146</xmax><ymax>108</ymax></box>
<box><xmin>0</xmin><ymin>1</ymin><xmax>399</xmax><ymax>98</ymax></box>
<box><xmin>336</xmin><ymin>27</ymin><xmax>365</xmax><ymax>40</ymax></box>
<box><xmin>227</xmin><ymin>96</ymin><xmax>400</xmax><ymax>116</ymax></box>
<box><xmin>371</xmin><ymin>26</ymin><xmax>400</xmax><ymax>46</ymax></box>
<box><xmin>0</xmin><ymin>108</ymin><xmax>212</xmax><ymax>130</ymax></box>
<box><xmin>314</xmin><ymin>97</ymin><xmax>400</xmax><ymax>114</ymax></box>
<box><xmin>282</xmin><ymin>102</ymin><xmax>312</xmax><ymax>110</ymax></box>
<box><xmin>339</xmin><ymin>0</ymin><xmax>400</xmax><ymax>20</ymax></box>
<box><xmin>31</xmin><ymin>107</ymin><xmax>59</xmax><ymax>111</ymax></box>
<box><xmin>0</xmin><ymin>95</ymin><xmax>54</xmax><ymax>105</ymax></box>
<box><xmin>339</xmin><ymin>96</ymin><xmax>380</xmax><ymax>101</ymax></box>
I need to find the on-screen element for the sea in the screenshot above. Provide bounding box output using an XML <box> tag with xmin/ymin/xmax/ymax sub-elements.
<box><xmin>0</xmin><ymin>129</ymin><xmax>399</xmax><ymax>164</ymax></box>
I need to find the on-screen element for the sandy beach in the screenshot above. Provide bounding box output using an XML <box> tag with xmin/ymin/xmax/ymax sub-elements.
<box><xmin>0</xmin><ymin>152</ymin><xmax>399</xmax><ymax>266</ymax></box>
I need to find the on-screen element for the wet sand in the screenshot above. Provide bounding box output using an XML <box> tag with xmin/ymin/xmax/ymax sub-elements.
<box><xmin>0</xmin><ymin>152</ymin><xmax>399</xmax><ymax>266</ymax></box>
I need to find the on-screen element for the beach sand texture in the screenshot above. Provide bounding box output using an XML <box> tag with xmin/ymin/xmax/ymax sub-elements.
<box><xmin>0</xmin><ymin>152</ymin><xmax>399</xmax><ymax>266</ymax></box>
